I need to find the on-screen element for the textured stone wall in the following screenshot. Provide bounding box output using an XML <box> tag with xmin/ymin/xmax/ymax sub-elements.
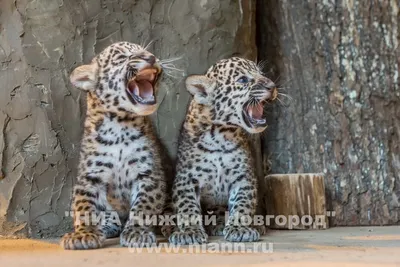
<box><xmin>258</xmin><ymin>0</ymin><xmax>399</xmax><ymax>226</ymax></box>
<box><xmin>0</xmin><ymin>0</ymin><xmax>257</xmax><ymax>237</ymax></box>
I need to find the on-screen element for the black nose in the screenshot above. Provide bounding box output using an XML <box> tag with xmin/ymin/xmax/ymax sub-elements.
<box><xmin>261</xmin><ymin>78</ymin><xmax>275</xmax><ymax>90</ymax></box>
<box><xmin>145</xmin><ymin>55</ymin><xmax>156</xmax><ymax>65</ymax></box>
<box><xmin>137</xmin><ymin>55</ymin><xmax>156</xmax><ymax>65</ymax></box>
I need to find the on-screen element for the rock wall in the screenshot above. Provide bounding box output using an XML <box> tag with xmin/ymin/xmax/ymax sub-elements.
<box><xmin>0</xmin><ymin>0</ymin><xmax>257</xmax><ymax>237</ymax></box>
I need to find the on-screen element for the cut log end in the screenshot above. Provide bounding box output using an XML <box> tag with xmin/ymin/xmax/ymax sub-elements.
<box><xmin>264</xmin><ymin>173</ymin><xmax>328</xmax><ymax>230</ymax></box>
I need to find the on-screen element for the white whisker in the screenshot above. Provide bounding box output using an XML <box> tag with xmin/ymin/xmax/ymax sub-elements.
<box><xmin>162</xmin><ymin>65</ymin><xmax>184</xmax><ymax>72</ymax></box>
<box><xmin>275</xmin><ymin>96</ymin><xmax>289</xmax><ymax>107</ymax></box>
<box><xmin>139</xmin><ymin>36</ymin><xmax>145</xmax><ymax>48</ymax></box>
<box><xmin>276</xmin><ymin>77</ymin><xmax>293</xmax><ymax>88</ymax></box>
<box><xmin>273</xmin><ymin>75</ymin><xmax>282</xmax><ymax>85</ymax></box>
<box><xmin>163</xmin><ymin>72</ymin><xmax>181</xmax><ymax>79</ymax></box>
<box><xmin>159</xmin><ymin>56</ymin><xmax>183</xmax><ymax>64</ymax></box>
<box><xmin>144</xmin><ymin>39</ymin><xmax>155</xmax><ymax>51</ymax></box>
<box><xmin>278</xmin><ymin>92</ymin><xmax>293</xmax><ymax>101</ymax></box>
<box><xmin>158</xmin><ymin>56</ymin><xmax>186</xmax><ymax>81</ymax></box>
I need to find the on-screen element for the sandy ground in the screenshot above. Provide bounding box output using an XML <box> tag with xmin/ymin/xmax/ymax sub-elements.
<box><xmin>0</xmin><ymin>226</ymin><xmax>399</xmax><ymax>267</ymax></box>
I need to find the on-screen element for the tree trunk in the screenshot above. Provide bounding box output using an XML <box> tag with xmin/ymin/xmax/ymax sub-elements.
<box><xmin>265</xmin><ymin>173</ymin><xmax>328</xmax><ymax>229</ymax></box>
<box><xmin>0</xmin><ymin>0</ymin><xmax>258</xmax><ymax>238</ymax></box>
<box><xmin>258</xmin><ymin>0</ymin><xmax>400</xmax><ymax>226</ymax></box>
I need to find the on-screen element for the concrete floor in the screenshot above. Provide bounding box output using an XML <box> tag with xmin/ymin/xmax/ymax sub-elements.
<box><xmin>0</xmin><ymin>226</ymin><xmax>399</xmax><ymax>266</ymax></box>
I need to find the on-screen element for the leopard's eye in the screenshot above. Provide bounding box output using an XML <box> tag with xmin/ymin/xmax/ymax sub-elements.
<box><xmin>115</xmin><ymin>54</ymin><xmax>127</xmax><ymax>61</ymax></box>
<box><xmin>237</xmin><ymin>76</ymin><xmax>249</xmax><ymax>83</ymax></box>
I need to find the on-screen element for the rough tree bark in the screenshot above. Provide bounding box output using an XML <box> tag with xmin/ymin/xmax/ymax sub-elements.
<box><xmin>258</xmin><ymin>0</ymin><xmax>400</xmax><ymax>225</ymax></box>
<box><xmin>0</xmin><ymin>0</ymin><xmax>258</xmax><ymax>237</ymax></box>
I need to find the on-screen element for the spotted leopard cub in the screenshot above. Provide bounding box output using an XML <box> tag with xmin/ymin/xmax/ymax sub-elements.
<box><xmin>61</xmin><ymin>42</ymin><xmax>167</xmax><ymax>250</ymax></box>
<box><xmin>167</xmin><ymin>57</ymin><xmax>277</xmax><ymax>245</ymax></box>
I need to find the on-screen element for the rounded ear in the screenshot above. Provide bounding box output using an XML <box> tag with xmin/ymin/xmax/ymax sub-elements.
<box><xmin>70</xmin><ymin>63</ymin><xmax>98</xmax><ymax>91</ymax></box>
<box><xmin>185</xmin><ymin>75</ymin><xmax>216</xmax><ymax>105</ymax></box>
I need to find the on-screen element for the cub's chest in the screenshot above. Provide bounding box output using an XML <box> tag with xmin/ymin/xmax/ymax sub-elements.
<box><xmin>196</xmin><ymin>133</ymin><xmax>249</xmax><ymax>169</ymax></box>
<box><xmin>93</xmin><ymin>122</ymin><xmax>154</xmax><ymax>172</ymax></box>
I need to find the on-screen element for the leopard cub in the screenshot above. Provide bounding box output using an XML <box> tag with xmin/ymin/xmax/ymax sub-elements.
<box><xmin>166</xmin><ymin>57</ymin><xmax>277</xmax><ymax>245</ymax></box>
<box><xmin>61</xmin><ymin>42</ymin><xmax>167</xmax><ymax>249</ymax></box>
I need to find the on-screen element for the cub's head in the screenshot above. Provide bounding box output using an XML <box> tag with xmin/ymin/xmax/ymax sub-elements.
<box><xmin>186</xmin><ymin>57</ymin><xmax>277</xmax><ymax>134</ymax></box>
<box><xmin>70</xmin><ymin>42</ymin><xmax>162</xmax><ymax>116</ymax></box>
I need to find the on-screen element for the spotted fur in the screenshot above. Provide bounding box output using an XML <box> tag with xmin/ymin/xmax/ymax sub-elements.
<box><xmin>61</xmin><ymin>42</ymin><xmax>167</xmax><ymax>249</ymax></box>
<box><xmin>164</xmin><ymin>57</ymin><xmax>277</xmax><ymax>245</ymax></box>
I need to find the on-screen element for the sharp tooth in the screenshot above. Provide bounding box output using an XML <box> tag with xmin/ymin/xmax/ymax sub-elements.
<box><xmin>248</xmin><ymin>108</ymin><xmax>253</xmax><ymax>118</ymax></box>
<box><xmin>134</xmin><ymin>87</ymin><xmax>140</xmax><ymax>96</ymax></box>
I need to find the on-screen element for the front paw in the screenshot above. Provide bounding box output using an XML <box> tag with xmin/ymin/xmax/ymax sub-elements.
<box><xmin>223</xmin><ymin>225</ymin><xmax>260</xmax><ymax>242</ymax></box>
<box><xmin>120</xmin><ymin>227</ymin><xmax>157</xmax><ymax>248</ymax></box>
<box><xmin>169</xmin><ymin>227</ymin><xmax>208</xmax><ymax>245</ymax></box>
<box><xmin>61</xmin><ymin>230</ymin><xmax>105</xmax><ymax>250</ymax></box>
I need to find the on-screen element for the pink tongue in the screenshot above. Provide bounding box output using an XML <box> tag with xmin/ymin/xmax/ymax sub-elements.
<box><xmin>136</xmin><ymin>80</ymin><xmax>154</xmax><ymax>99</ymax></box>
<box><xmin>249</xmin><ymin>103</ymin><xmax>263</xmax><ymax>119</ymax></box>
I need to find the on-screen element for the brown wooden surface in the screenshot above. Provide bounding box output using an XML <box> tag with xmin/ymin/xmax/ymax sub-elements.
<box><xmin>265</xmin><ymin>173</ymin><xmax>328</xmax><ymax>230</ymax></box>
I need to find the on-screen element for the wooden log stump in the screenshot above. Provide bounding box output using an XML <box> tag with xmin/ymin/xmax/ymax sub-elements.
<box><xmin>264</xmin><ymin>173</ymin><xmax>328</xmax><ymax>230</ymax></box>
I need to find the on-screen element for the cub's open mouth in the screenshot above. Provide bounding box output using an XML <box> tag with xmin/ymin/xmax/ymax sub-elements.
<box><xmin>242</xmin><ymin>101</ymin><xmax>267</xmax><ymax>128</ymax></box>
<box><xmin>126</xmin><ymin>68</ymin><xmax>160</xmax><ymax>105</ymax></box>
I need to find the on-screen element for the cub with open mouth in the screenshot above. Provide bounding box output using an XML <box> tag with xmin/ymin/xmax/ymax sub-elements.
<box><xmin>127</xmin><ymin>67</ymin><xmax>160</xmax><ymax>108</ymax></box>
<box><xmin>165</xmin><ymin>57</ymin><xmax>278</xmax><ymax>245</ymax></box>
<box><xmin>241</xmin><ymin>80</ymin><xmax>278</xmax><ymax>133</ymax></box>
<box><xmin>61</xmin><ymin>42</ymin><xmax>168</xmax><ymax>250</ymax></box>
